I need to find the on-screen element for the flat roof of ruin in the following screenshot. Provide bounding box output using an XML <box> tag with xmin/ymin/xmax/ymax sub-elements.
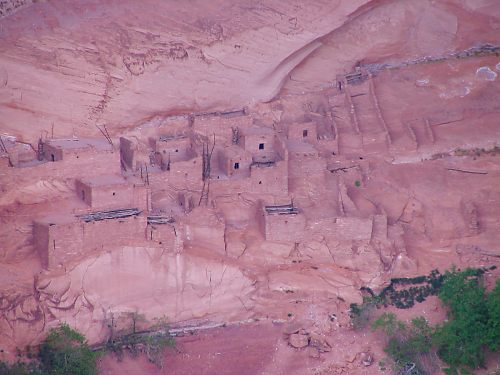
<box><xmin>243</xmin><ymin>126</ymin><xmax>275</xmax><ymax>136</ymax></box>
<box><xmin>78</xmin><ymin>174</ymin><xmax>129</xmax><ymax>187</ymax></box>
<box><xmin>158</xmin><ymin>134</ymin><xmax>188</xmax><ymax>142</ymax></box>
<box><xmin>222</xmin><ymin>144</ymin><xmax>251</xmax><ymax>157</ymax></box>
<box><xmin>290</xmin><ymin>117</ymin><xmax>315</xmax><ymax>125</ymax></box>
<box><xmin>46</xmin><ymin>138</ymin><xmax>112</xmax><ymax>151</ymax></box>
<box><xmin>35</xmin><ymin>214</ymin><xmax>76</xmax><ymax>225</ymax></box>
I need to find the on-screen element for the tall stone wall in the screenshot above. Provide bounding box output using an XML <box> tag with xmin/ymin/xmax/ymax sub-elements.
<box><xmin>0</xmin><ymin>151</ymin><xmax>121</xmax><ymax>189</ymax></box>
<box><xmin>34</xmin><ymin>215</ymin><xmax>147</xmax><ymax>269</ymax></box>
<box><xmin>250</xmin><ymin>160</ymin><xmax>289</xmax><ymax>196</ymax></box>
<box><xmin>263</xmin><ymin>212</ymin><xmax>306</xmax><ymax>242</ymax></box>
<box><xmin>308</xmin><ymin>216</ymin><xmax>373</xmax><ymax>241</ymax></box>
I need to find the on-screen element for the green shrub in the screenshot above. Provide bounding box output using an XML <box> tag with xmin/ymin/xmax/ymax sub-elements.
<box><xmin>363</xmin><ymin>268</ymin><xmax>499</xmax><ymax>375</ymax></box>
<box><xmin>433</xmin><ymin>268</ymin><xmax>497</xmax><ymax>374</ymax></box>
<box><xmin>487</xmin><ymin>280</ymin><xmax>500</xmax><ymax>351</ymax></box>
<box><xmin>0</xmin><ymin>361</ymin><xmax>42</xmax><ymax>375</ymax></box>
<box><xmin>372</xmin><ymin>313</ymin><xmax>434</xmax><ymax>375</ymax></box>
<box><xmin>39</xmin><ymin>324</ymin><xmax>99</xmax><ymax>375</ymax></box>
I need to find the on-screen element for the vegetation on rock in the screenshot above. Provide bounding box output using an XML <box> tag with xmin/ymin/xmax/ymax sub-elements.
<box><xmin>0</xmin><ymin>316</ymin><xmax>176</xmax><ymax>374</ymax></box>
<box><xmin>0</xmin><ymin>324</ymin><xmax>97</xmax><ymax>375</ymax></box>
<box><xmin>368</xmin><ymin>268</ymin><xmax>500</xmax><ymax>375</ymax></box>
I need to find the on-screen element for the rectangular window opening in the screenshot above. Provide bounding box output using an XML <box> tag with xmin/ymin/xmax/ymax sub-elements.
<box><xmin>259</xmin><ymin>143</ymin><xmax>265</xmax><ymax>150</ymax></box>
<box><xmin>234</xmin><ymin>162</ymin><xmax>240</xmax><ymax>170</ymax></box>
<box><xmin>303</xmin><ymin>129</ymin><xmax>308</xmax><ymax>137</ymax></box>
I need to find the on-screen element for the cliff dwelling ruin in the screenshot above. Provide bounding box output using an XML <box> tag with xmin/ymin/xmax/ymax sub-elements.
<box><xmin>0</xmin><ymin>0</ymin><xmax>499</xmax><ymax>374</ymax></box>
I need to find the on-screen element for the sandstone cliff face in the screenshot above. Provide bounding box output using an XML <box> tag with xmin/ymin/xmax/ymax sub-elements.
<box><xmin>0</xmin><ymin>0</ymin><xmax>499</xmax><ymax>369</ymax></box>
<box><xmin>0</xmin><ymin>0</ymin><xmax>369</xmax><ymax>141</ymax></box>
<box><xmin>2</xmin><ymin>0</ymin><xmax>497</xmax><ymax>143</ymax></box>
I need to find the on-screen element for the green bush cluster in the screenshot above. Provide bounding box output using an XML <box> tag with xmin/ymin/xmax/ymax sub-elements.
<box><xmin>370</xmin><ymin>268</ymin><xmax>500</xmax><ymax>375</ymax></box>
<box><xmin>106</xmin><ymin>331</ymin><xmax>175</xmax><ymax>369</ymax></box>
<box><xmin>105</xmin><ymin>315</ymin><xmax>175</xmax><ymax>369</ymax></box>
<box><xmin>433</xmin><ymin>268</ymin><xmax>500</xmax><ymax>374</ymax></box>
<box><xmin>0</xmin><ymin>324</ymin><xmax>98</xmax><ymax>375</ymax></box>
<box><xmin>351</xmin><ymin>267</ymin><xmax>496</xmax><ymax>316</ymax></box>
<box><xmin>1</xmin><ymin>316</ymin><xmax>176</xmax><ymax>374</ymax></box>
<box><xmin>372</xmin><ymin>313</ymin><xmax>433</xmax><ymax>375</ymax></box>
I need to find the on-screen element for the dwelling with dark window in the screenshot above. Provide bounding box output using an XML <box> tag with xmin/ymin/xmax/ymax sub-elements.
<box><xmin>152</xmin><ymin>134</ymin><xmax>194</xmax><ymax>164</ymax></box>
<box><xmin>75</xmin><ymin>175</ymin><xmax>149</xmax><ymax>212</ymax></box>
<box><xmin>217</xmin><ymin>145</ymin><xmax>252</xmax><ymax>178</ymax></box>
<box><xmin>287</xmin><ymin>120</ymin><xmax>318</xmax><ymax>143</ymax></box>
<box><xmin>240</xmin><ymin>126</ymin><xmax>278</xmax><ymax>163</ymax></box>
<box><xmin>43</xmin><ymin>138</ymin><xmax>114</xmax><ymax>162</ymax></box>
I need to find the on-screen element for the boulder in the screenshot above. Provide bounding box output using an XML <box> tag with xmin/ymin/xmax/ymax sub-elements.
<box><xmin>289</xmin><ymin>333</ymin><xmax>309</xmax><ymax>348</ymax></box>
<box><xmin>309</xmin><ymin>333</ymin><xmax>332</xmax><ymax>352</ymax></box>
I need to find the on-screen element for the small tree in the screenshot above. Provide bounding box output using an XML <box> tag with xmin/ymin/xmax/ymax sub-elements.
<box><xmin>38</xmin><ymin>324</ymin><xmax>98</xmax><ymax>375</ymax></box>
<box><xmin>487</xmin><ymin>280</ymin><xmax>500</xmax><ymax>351</ymax></box>
<box><xmin>433</xmin><ymin>268</ymin><xmax>493</xmax><ymax>374</ymax></box>
<box><xmin>372</xmin><ymin>313</ymin><xmax>434</xmax><ymax>374</ymax></box>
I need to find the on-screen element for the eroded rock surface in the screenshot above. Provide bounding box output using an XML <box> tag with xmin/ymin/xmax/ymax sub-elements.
<box><xmin>0</xmin><ymin>1</ymin><xmax>499</xmax><ymax>374</ymax></box>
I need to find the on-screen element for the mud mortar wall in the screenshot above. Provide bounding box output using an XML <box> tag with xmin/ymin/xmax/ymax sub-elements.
<box><xmin>155</xmin><ymin>137</ymin><xmax>193</xmax><ymax>163</ymax></box>
<box><xmin>75</xmin><ymin>180</ymin><xmax>149</xmax><ymax>212</ymax></box>
<box><xmin>288</xmin><ymin>121</ymin><xmax>318</xmax><ymax>143</ymax></box>
<box><xmin>35</xmin><ymin>215</ymin><xmax>147</xmax><ymax>269</ymax></box>
<box><xmin>249</xmin><ymin>160</ymin><xmax>289</xmax><ymax>196</ymax></box>
<box><xmin>309</xmin><ymin>217</ymin><xmax>373</xmax><ymax>241</ymax></box>
<box><xmin>1</xmin><ymin>151</ymin><xmax>121</xmax><ymax>189</ymax></box>
<box><xmin>263</xmin><ymin>212</ymin><xmax>306</xmax><ymax>242</ymax></box>
<box><xmin>194</xmin><ymin>114</ymin><xmax>252</xmax><ymax>143</ymax></box>
<box><xmin>148</xmin><ymin>156</ymin><xmax>203</xmax><ymax>192</ymax></box>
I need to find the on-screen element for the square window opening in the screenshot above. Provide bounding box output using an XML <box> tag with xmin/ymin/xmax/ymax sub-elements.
<box><xmin>258</xmin><ymin>143</ymin><xmax>265</xmax><ymax>150</ymax></box>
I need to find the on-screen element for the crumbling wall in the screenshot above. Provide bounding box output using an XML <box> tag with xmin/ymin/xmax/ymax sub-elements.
<box><xmin>34</xmin><ymin>215</ymin><xmax>147</xmax><ymax>269</ymax></box>
<box><xmin>148</xmin><ymin>156</ymin><xmax>203</xmax><ymax>192</ymax></box>
<box><xmin>119</xmin><ymin>137</ymin><xmax>135</xmax><ymax>170</ymax></box>
<box><xmin>34</xmin><ymin>218</ymin><xmax>83</xmax><ymax>269</ymax></box>
<box><xmin>288</xmin><ymin>153</ymin><xmax>326</xmax><ymax>178</ymax></box>
<box><xmin>287</xmin><ymin>121</ymin><xmax>318</xmax><ymax>143</ymax></box>
<box><xmin>250</xmin><ymin>160</ymin><xmax>289</xmax><ymax>196</ymax></box>
<box><xmin>273</xmin><ymin>137</ymin><xmax>289</xmax><ymax>161</ymax></box>
<box><xmin>309</xmin><ymin>216</ymin><xmax>373</xmax><ymax>241</ymax></box>
<box><xmin>263</xmin><ymin>212</ymin><xmax>306</xmax><ymax>242</ymax></box>
<box><xmin>75</xmin><ymin>179</ymin><xmax>92</xmax><ymax>206</ymax></box>
<box><xmin>184</xmin><ymin>208</ymin><xmax>225</xmax><ymax>252</ymax></box>
<box><xmin>1</xmin><ymin>150</ymin><xmax>121</xmax><ymax>191</ymax></box>
<box><xmin>154</xmin><ymin>137</ymin><xmax>193</xmax><ymax>163</ymax></box>
<box><xmin>194</xmin><ymin>112</ymin><xmax>252</xmax><ymax>143</ymax></box>
<box><xmin>83</xmin><ymin>215</ymin><xmax>147</xmax><ymax>252</ymax></box>
<box><xmin>146</xmin><ymin>223</ymin><xmax>177</xmax><ymax>249</ymax></box>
